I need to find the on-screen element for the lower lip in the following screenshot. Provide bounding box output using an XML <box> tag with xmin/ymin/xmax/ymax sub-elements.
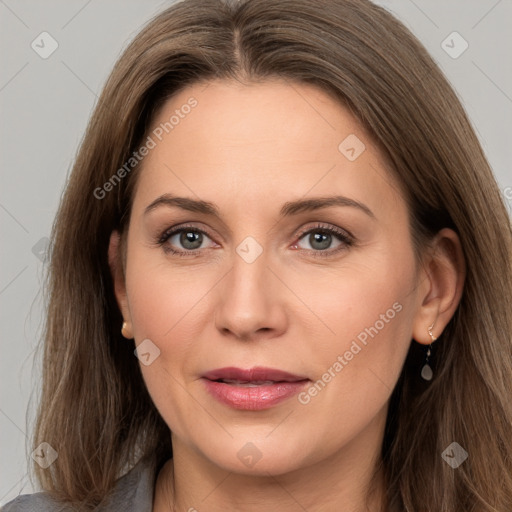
<box><xmin>202</xmin><ymin>378</ymin><xmax>309</xmax><ymax>410</ymax></box>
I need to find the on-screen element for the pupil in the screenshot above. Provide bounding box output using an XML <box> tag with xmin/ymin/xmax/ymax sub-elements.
<box><xmin>181</xmin><ymin>231</ymin><xmax>201</xmax><ymax>249</ymax></box>
<box><xmin>311</xmin><ymin>232</ymin><xmax>330</xmax><ymax>250</ymax></box>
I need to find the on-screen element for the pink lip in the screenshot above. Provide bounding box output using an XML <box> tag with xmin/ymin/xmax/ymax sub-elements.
<box><xmin>201</xmin><ymin>366</ymin><xmax>310</xmax><ymax>410</ymax></box>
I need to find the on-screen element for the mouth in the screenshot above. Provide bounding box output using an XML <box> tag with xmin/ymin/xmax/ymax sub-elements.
<box><xmin>201</xmin><ymin>367</ymin><xmax>310</xmax><ymax>410</ymax></box>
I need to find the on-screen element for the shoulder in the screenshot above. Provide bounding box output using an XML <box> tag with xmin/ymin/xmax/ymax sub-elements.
<box><xmin>1</xmin><ymin>492</ymin><xmax>72</xmax><ymax>511</ymax></box>
<box><xmin>98</xmin><ymin>454</ymin><xmax>159</xmax><ymax>511</ymax></box>
<box><xmin>2</xmin><ymin>455</ymin><xmax>160</xmax><ymax>512</ymax></box>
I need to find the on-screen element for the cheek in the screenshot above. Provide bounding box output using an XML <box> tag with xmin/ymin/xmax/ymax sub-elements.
<box><xmin>292</xmin><ymin>251</ymin><xmax>416</xmax><ymax>434</ymax></box>
<box><xmin>126</xmin><ymin>251</ymin><xmax>214</xmax><ymax>343</ymax></box>
<box><xmin>295</xmin><ymin>245</ymin><xmax>415</xmax><ymax>354</ymax></box>
<box><xmin>124</xmin><ymin>253</ymin><xmax>221</xmax><ymax>433</ymax></box>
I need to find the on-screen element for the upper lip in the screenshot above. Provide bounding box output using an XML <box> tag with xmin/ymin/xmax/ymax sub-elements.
<box><xmin>202</xmin><ymin>366</ymin><xmax>309</xmax><ymax>382</ymax></box>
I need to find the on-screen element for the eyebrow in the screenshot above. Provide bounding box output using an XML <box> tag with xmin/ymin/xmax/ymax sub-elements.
<box><xmin>144</xmin><ymin>193</ymin><xmax>375</xmax><ymax>219</ymax></box>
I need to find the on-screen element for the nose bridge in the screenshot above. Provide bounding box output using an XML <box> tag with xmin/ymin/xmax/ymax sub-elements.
<box><xmin>227</xmin><ymin>234</ymin><xmax>270</xmax><ymax>309</ymax></box>
<box><xmin>214</xmin><ymin>232</ymin><xmax>284</xmax><ymax>338</ymax></box>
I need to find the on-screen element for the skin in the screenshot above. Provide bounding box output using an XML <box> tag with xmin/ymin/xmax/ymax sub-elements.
<box><xmin>108</xmin><ymin>79</ymin><xmax>465</xmax><ymax>511</ymax></box>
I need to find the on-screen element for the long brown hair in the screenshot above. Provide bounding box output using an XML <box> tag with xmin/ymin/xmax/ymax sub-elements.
<box><xmin>31</xmin><ymin>0</ymin><xmax>512</xmax><ymax>510</ymax></box>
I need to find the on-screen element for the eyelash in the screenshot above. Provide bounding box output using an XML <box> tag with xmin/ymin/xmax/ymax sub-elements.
<box><xmin>156</xmin><ymin>222</ymin><xmax>355</xmax><ymax>259</ymax></box>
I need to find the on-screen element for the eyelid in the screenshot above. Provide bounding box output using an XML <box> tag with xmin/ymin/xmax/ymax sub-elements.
<box><xmin>294</xmin><ymin>222</ymin><xmax>354</xmax><ymax>243</ymax></box>
<box><xmin>157</xmin><ymin>222</ymin><xmax>216</xmax><ymax>245</ymax></box>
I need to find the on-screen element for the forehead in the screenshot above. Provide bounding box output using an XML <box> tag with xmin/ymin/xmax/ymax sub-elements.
<box><xmin>130</xmin><ymin>79</ymin><xmax>404</xmax><ymax>223</ymax></box>
<box><xmin>149</xmin><ymin>78</ymin><xmax>363</xmax><ymax>163</ymax></box>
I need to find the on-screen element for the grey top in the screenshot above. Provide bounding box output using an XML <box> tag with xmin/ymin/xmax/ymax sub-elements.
<box><xmin>1</xmin><ymin>456</ymin><xmax>159</xmax><ymax>511</ymax></box>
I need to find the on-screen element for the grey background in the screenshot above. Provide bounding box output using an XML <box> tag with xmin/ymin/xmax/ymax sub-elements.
<box><xmin>1</xmin><ymin>0</ymin><xmax>511</xmax><ymax>504</ymax></box>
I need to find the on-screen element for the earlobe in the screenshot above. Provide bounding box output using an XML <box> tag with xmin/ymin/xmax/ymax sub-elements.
<box><xmin>121</xmin><ymin>321</ymin><xmax>133</xmax><ymax>339</ymax></box>
<box><xmin>108</xmin><ymin>230</ymin><xmax>133</xmax><ymax>338</ymax></box>
<box><xmin>412</xmin><ymin>228</ymin><xmax>466</xmax><ymax>345</ymax></box>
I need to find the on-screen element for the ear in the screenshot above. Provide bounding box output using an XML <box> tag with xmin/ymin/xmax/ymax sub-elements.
<box><xmin>108</xmin><ymin>229</ymin><xmax>133</xmax><ymax>338</ymax></box>
<box><xmin>412</xmin><ymin>228</ymin><xmax>466</xmax><ymax>345</ymax></box>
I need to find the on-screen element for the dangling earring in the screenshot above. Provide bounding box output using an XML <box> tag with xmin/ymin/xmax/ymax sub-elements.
<box><xmin>121</xmin><ymin>321</ymin><xmax>132</xmax><ymax>339</ymax></box>
<box><xmin>421</xmin><ymin>323</ymin><xmax>438</xmax><ymax>381</ymax></box>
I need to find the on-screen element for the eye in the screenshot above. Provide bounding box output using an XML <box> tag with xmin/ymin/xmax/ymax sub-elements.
<box><xmin>157</xmin><ymin>224</ymin><xmax>217</xmax><ymax>257</ymax></box>
<box><xmin>293</xmin><ymin>223</ymin><xmax>354</xmax><ymax>257</ymax></box>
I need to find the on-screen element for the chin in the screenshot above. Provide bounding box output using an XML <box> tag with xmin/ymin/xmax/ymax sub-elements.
<box><xmin>198</xmin><ymin>434</ymin><xmax>312</xmax><ymax>477</ymax></box>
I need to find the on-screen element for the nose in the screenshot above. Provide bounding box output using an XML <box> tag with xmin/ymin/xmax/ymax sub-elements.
<box><xmin>214</xmin><ymin>242</ymin><xmax>288</xmax><ymax>342</ymax></box>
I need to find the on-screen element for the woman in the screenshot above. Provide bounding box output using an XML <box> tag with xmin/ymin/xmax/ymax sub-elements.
<box><xmin>3</xmin><ymin>0</ymin><xmax>511</xmax><ymax>510</ymax></box>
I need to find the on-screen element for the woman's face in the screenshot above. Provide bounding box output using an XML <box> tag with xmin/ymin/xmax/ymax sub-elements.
<box><xmin>111</xmin><ymin>79</ymin><xmax>429</xmax><ymax>475</ymax></box>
